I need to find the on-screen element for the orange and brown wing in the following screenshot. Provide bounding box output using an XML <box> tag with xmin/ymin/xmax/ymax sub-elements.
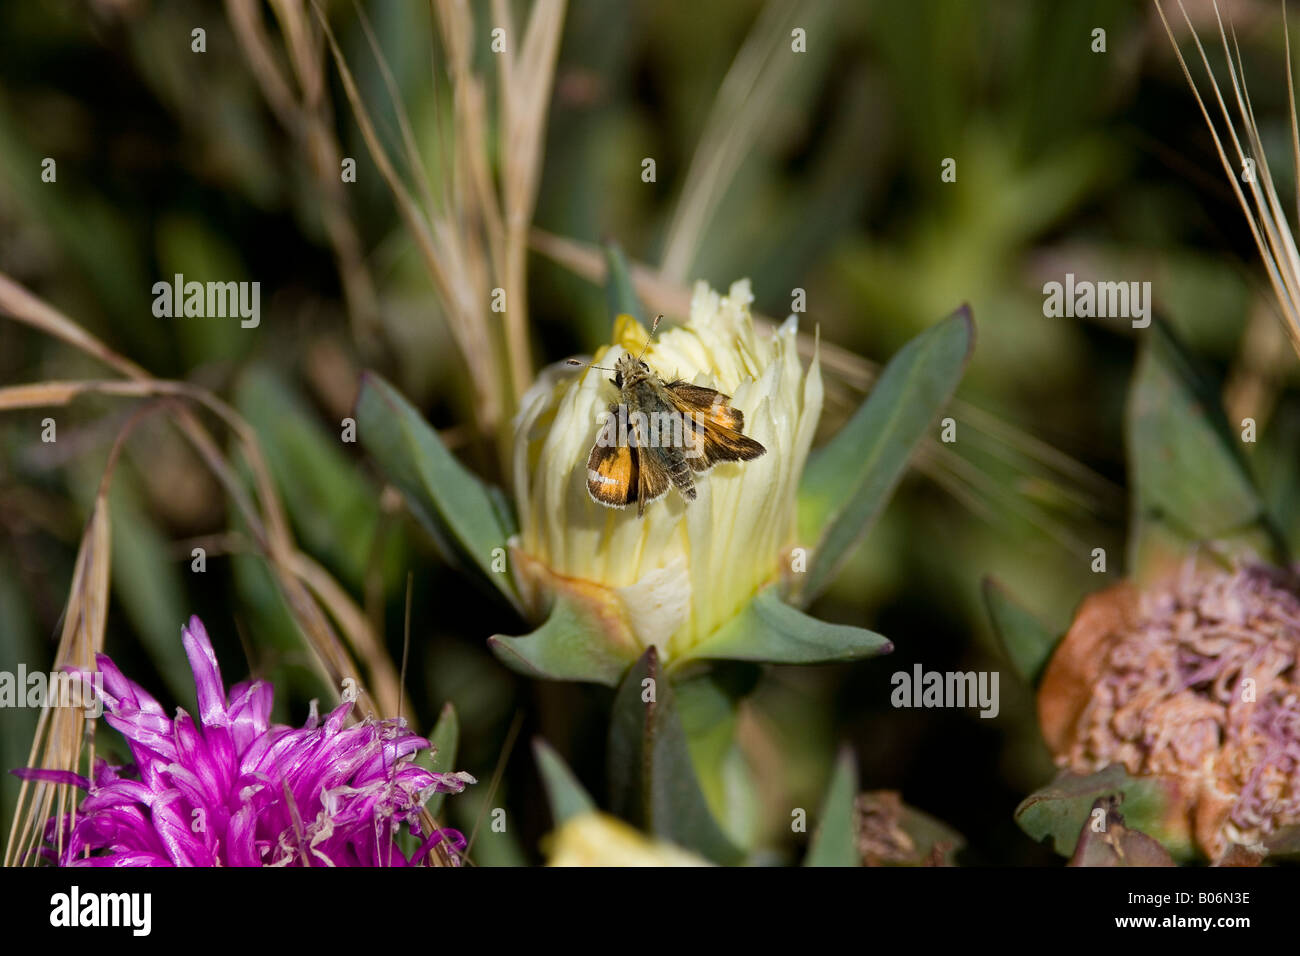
<box><xmin>634</xmin><ymin>446</ymin><xmax>672</xmax><ymax>517</ymax></box>
<box><xmin>666</xmin><ymin>382</ymin><xmax>745</xmax><ymax>431</ymax></box>
<box><xmin>667</xmin><ymin>382</ymin><xmax>766</xmax><ymax>472</ymax></box>
<box><xmin>587</xmin><ymin>442</ymin><xmax>638</xmax><ymax>509</ymax></box>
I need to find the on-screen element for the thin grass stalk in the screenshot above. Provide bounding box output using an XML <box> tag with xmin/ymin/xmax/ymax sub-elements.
<box><xmin>491</xmin><ymin>0</ymin><xmax>565</xmax><ymax>402</ymax></box>
<box><xmin>660</xmin><ymin>0</ymin><xmax>826</xmax><ymax>281</ymax></box>
<box><xmin>226</xmin><ymin>0</ymin><xmax>383</xmax><ymax>351</ymax></box>
<box><xmin>1155</xmin><ymin>0</ymin><xmax>1300</xmax><ymax>356</ymax></box>
<box><xmin>314</xmin><ymin>1</ymin><xmax>503</xmax><ymax>436</ymax></box>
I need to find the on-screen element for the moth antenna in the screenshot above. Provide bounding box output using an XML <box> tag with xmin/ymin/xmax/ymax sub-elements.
<box><xmin>566</xmin><ymin>358</ymin><xmax>617</xmax><ymax>372</ymax></box>
<box><xmin>635</xmin><ymin>314</ymin><xmax>664</xmax><ymax>362</ymax></box>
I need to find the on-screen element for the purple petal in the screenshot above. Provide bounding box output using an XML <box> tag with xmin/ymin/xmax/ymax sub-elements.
<box><xmin>225</xmin><ymin>805</ymin><xmax>261</xmax><ymax>867</ymax></box>
<box><xmin>182</xmin><ymin>616</ymin><xmax>228</xmax><ymax>728</ymax></box>
<box><xmin>80</xmin><ymin>780</ymin><xmax>157</xmax><ymax>812</ymax></box>
<box><xmin>23</xmin><ymin>613</ymin><xmax>471</xmax><ymax>868</ymax></box>
<box><xmin>227</xmin><ymin>680</ymin><xmax>273</xmax><ymax>752</ymax></box>
<box><xmin>150</xmin><ymin>791</ymin><xmax>213</xmax><ymax>867</ymax></box>
<box><xmin>94</xmin><ymin>653</ymin><xmax>164</xmax><ymax>717</ymax></box>
<box><xmin>11</xmin><ymin>768</ymin><xmax>90</xmax><ymax>789</ymax></box>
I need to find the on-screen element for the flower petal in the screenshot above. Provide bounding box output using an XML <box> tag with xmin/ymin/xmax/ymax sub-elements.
<box><xmin>182</xmin><ymin>616</ymin><xmax>228</xmax><ymax>728</ymax></box>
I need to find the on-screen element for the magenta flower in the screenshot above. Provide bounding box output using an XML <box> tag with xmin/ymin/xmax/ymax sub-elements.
<box><xmin>15</xmin><ymin>616</ymin><xmax>472</xmax><ymax>866</ymax></box>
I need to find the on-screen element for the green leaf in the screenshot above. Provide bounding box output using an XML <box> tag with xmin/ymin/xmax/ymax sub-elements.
<box><xmin>604</xmin><ymin>241</ymin><xmax>643</xmax><ymax>321</ymax></box>
<box><xmin>450</xmin><ymin>786</ymin><xmax>529</xmax><ymax>866</ymax></box>
<box><xmin>488</xmin><ymin>594</ymin><xmax>640</xmax><ymax>686</ymax></box>
<box><xmin>237</xmin><ymin>366</ymin><xmax>404</xmax><ymax>595</ymax></box>
<box><xmin>982</xmin><ymin>577</ymin><xmax>1058</xmax><ymax>686</ymax></box>
<box><xmin>676</xmin><ymin>587</ymin><xmax>893</xmax><ymax>666</ymax></box>
<box><xmin>674</xmin><ymin>665</ymin><xmax>762</xmax><ymax>848</ymax></box>
<box><xmin>356</xmin><ymin>372</ymin><xmax>521</xmax><ymax>610</ymax></box>
<box><xmin>805</xmin><ymin>748</ymin><xmax>859</xmax><ymax>866</ymax></box>
<box><xmin>1015</xmin><ymin>765</ymin><xmax>1196</xmax><ymax>861</ymax></box>
<box><xmin>102</xmin><ymin>470</ymin><xmax>193</xmax><ymax>703</ymax></box>
<box><xmin>607</xmin><ymin>648</ymin><xmax>744</xmax><ymax>864</ymax></box>
<box><xmin>533</xmin><ymin>738</ymin><xmax>597</xmax><ymax>825</ymax></box>
<box><xmin>425</xmin><ymin>703</ymin><xmax>459</xmax><ymax>817</ymax></box>
<box><xmin>1127</xmin><ymin>321</ymin><xmax>1280</xmax><ymax>565</ymax></box>
<box><xmin>230</xmin><ymin>550</ymin><xmax>333</xmax><ymax>705</ymax></box>
<box><xmin>795</xmin><ymin>307</ymin><xmax>974</xmax><ymax>602</ymax></box>
<box><xmin>158</xmin><ymin>215</ymin><xmax>251</xmax><ymax>367</ymax></box>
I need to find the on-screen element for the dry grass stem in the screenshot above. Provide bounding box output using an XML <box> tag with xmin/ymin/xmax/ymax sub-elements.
<box><xmin>1156</xmin><ymin>0</ymin><xmax>1300</xmax><ymax>357</ymax></box>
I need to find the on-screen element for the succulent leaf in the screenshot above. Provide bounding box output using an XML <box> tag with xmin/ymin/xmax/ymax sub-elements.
<box><xmin>795</xmin><ymin>307</ymin><xmax>973</xmax><ymax>603</ymax></box>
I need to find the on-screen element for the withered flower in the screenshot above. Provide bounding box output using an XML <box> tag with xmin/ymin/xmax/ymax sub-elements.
<box><xmin>1040</xmin><ymin>562</ymin><xmax>1300</xmax><ymax>859</ymax></box>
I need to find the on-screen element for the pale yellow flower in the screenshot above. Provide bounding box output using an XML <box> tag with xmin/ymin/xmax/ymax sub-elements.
<box><xmin>510</xmin><ymin>279</ymin><xmax>822</xmax><ymax>663</ymax></box>
<box><xmin>546</xmin><ymin>812</ymin><xmax>711</xmax><ymax>867</ymax></box>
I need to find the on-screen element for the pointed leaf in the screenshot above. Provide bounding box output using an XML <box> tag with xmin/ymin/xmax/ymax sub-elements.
<box><xmin>676</xmin><ymin>587</ymin><xmax>892</xmax><ymax>666</ymax></box>
<box><xmin>607</xmin><ymin>648</ymin><xmax>743</xmax><ymax>864</ymax></box>
<box><xmin>425</xmin><ymin>703</ymin><xmax>459</xmax><ymax>817</ymax></box>
<box><xmin>488</xmin><ymin>594</ymin><xmax>639</xmax><ymax>686</ymax></box>
<box><xmin>982</xmin><ymin>577</ymin><xmax>1058</xmax><ymax>686</ymax></box>
<box><xmin>1127</xmin><ymin>321</ymin><xmax>1280</xmax><ymax>565</ymax></box>
<box><xmin>356</xmin><ymin>373</ymin><xmax>520</xmax><ymax>610</ymax></box>
<box><xmin>796</xmin><ymin>307</ymin><xmax>973</xmax><ymax>602</ymax></box>
<box><xmin>533</xmin><ymin>738</ymin><xmax>597</xmax><ymax>826</ymax></box>
<box><xmin>1015</xmin><ymin>765</ymin><xmax>1196</xmax><ymax>861</ymax></box>
<box><xmin>805</xmin><ymin>748</ymin><xmax>859</xmax><ymax>866</ymax></box>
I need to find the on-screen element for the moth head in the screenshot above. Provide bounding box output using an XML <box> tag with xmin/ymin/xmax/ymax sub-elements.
<box><xmin>565</xmin><ymin>314</ymin><xmax>663</xmax><ymax>391</ymax></box>
<box><xmin>613</xmin><ymin>351</ymin><xmax>648</xmax><ymax>389</ymax></box>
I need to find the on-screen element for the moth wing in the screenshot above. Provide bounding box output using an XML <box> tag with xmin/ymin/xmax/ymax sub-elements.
<box><xmin>667</xmin><ymin>384</ymin><xmax>766</xmax><ymax>472</ymax></box>
<box><xmin>666</xmin><ymin>381</ymin><xmax>745</xmax><ymax>432</ymax></box>
<box><xmin>635</xmin><ymin>446</ymin><xmax>672</xmax><ymax>517</ymax></box>
<box><xmin>587</xmin><ymin>441</ymin><xmax>638</xmax><ymax>509</ymax></box>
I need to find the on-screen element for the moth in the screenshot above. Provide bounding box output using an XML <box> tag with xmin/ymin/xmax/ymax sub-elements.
<box><xmin>568</xmin><ymin>316</ymin><xmax>766</xmax><ymax>516</ymax></box>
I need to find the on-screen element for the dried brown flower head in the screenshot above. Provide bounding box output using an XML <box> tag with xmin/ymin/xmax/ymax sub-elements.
<box><xmin>1040</xmin><ymin>563</ymin><xmax>1300</xmax><ymax>859</ymax></box>
<box><xmin>854</xmin><ymin>791</ymin><xmax>959</xmax><ymax>866</ymax></box>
